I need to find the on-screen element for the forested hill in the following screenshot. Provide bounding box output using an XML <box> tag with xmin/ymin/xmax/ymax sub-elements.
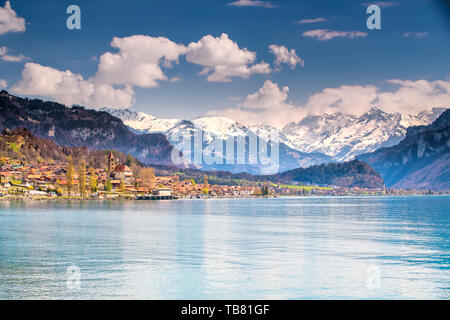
<box><xmin>0</xmin><ymin>128</ymin><xmax>142</xmax><ymax>170</ymax></box>
<box><xmin>0</xmin><ymin>91</ymin><xmax>173</xmax><ymax>165</ymax></box>
<box><xmin>264</xmin><ymin>160</ymin><xmax>384</xmax><ymax>188</ymax></box>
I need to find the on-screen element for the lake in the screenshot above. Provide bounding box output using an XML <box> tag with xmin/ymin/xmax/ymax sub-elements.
<box><xmin>0</xmin><ymin>196</ymin><xmax>449</xmax><ymax>299</ymax></box>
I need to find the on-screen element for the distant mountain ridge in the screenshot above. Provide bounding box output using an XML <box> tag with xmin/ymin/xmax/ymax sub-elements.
<box><xmin>358</xmin><ymin>109</ymin><xmax>450</xmax><ymax>191</ymax></box>
<box><xmin>0</xmin><ymin>91</ymin><xmax>173</xmax><ymax>165</ymax></box>
<box><xmin>105</xmin><ymin>107</ymin><xmax>332</xmax><ymax>174</ymax></box>
<box><xmin>281</xmin><ymin>107</ymin><xmax>446</xmax><ymax>161</ymax></box>
<box><xmin>105</xmin><ymin>106</ymin><xmax>447</xmax><ymax>166</ymax></box>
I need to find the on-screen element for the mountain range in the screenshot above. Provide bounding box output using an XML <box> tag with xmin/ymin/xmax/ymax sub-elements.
<box><xmin>102</xmin><ymin>108</ymin><xmax>332</xmax><ymax>174</ymax></box>
<box><xmin>358</xmin><ymin>109</ymin><xmax>450</xmax><ymax>191</ymax></box>
<box><xmin>281</xmin><ymin>108</ymin><xmax>445</xmax><ymax>161</ymax></box>
<box><xmin>1</xmin><ymin>90</ymin><xmax>448</xmax><ymax>190</ymax></box>
<box><xmin>104</xmin><ymin>106</ymin><xmax>446</xmax><ymax>166</ymax></box>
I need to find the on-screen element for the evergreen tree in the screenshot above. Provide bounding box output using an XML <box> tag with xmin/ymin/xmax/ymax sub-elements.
<box><xmin>261</xmin><ymin>184</ymin><xmax>269</xmax><ymax>196</ymax></box>
<box><xmin>126</xmin><ymin>154</ymin><xmax>133</xmax><ymax>167</ymax></box>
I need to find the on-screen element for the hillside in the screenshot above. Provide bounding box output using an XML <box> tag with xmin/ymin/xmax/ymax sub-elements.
<box><xmin>264</xmin><ymin>160</ymin><xmax>384</xmax><ymax>189</ymax></box>
<box><xmin>358</xmin><ymin>110</ymin><xmax>450</xmax><ymax>191</ymax></box>
<box><xmin>0</xmin><ymin>91</ymin><xmax>173</xmax><ymax>165</ymax></box>
<box><xmin>0</xmin><ymin>128</ymin><xmax>142</xmax><ymax>169</ymax></box>
<box><xmin>0</xmin><ymin>129</ymin><xmax>384</xmax><ymax>189</ymax></box>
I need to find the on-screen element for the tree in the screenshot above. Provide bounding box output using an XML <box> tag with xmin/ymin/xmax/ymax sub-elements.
<box><xmin>67</xmin><ymin>155</ymin><xmax>74</xmax><ymax>196</ymax></box>
<box><xmin>131</xmin><ymin>163</ymin><xmax>141</xmax><ymax>188</ymax></box>
<box><xmin>89</xmin><ymin>167</ymin><xmax>98</xmax><ymax>192</ymax></box>
<box><xmin>261</xmin><ymin>184</ymin><xmax>269</xmax><ymax>196</ymax></box>
<box><xmin>119</xmin><ymin>179</ymin><xmax>126</xmax><ymax>193</ymax></box>
<box><xmin>140</xmin><ymin>167</ymin><xmax>155</xmax><ymax>193</ymax></box>
<box><xmin>79</xmin><ymin>158</ymin><xmax>87</xmax><ymax>197</ymax></box>
<box><xmin>56</xmin><ymin>188</ymin><xmax>63</xmax><ymax>197</ymax></box>
<box><xmin>203</xmin><ymin>174</ymin><xmax>209</xmax><ymax>188</ymax></box>
<box><xmin>105</xmin><ymin>178</ymin><xmax>112</xmax><ymax>192</ymax></box>
<box><xmin>126</xmin><ymin>154</ymin><xmax>133</xmax><ymax>167</ymax></box>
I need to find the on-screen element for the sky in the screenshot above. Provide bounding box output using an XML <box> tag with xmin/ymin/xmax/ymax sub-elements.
<box><xmin>0</xmin><ymin>0</ymin><xmax>449</xmax><ymax>128</ymax></box>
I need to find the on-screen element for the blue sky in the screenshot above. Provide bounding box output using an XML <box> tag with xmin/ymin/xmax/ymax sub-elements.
<box><xmin>0</xmin><ymin>0</ymin><xmax>449</xmax><ymax>126</ymax></box>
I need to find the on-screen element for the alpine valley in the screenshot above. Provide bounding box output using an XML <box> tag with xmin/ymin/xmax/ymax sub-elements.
<box><xmin>1</xmin><ymin>90</ymin><xmax>449</xmax><ymax>190</ymax></box>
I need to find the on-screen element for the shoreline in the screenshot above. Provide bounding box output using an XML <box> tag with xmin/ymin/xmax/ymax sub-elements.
<box><xmin>1</xmin><ymin>194</ymin><xmax>449</xmax><ymax>202</ymax></box>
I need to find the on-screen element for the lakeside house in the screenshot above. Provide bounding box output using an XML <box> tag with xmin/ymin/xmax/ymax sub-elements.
<box><xmin>111</xmin><ymin>164</ymin><xmax>133</xmax><ymax>183</ymax></box>
<box><xmin>153</xmin><ymin>188</ymin><xmax>173</xmax><ymax>197</ymax></box>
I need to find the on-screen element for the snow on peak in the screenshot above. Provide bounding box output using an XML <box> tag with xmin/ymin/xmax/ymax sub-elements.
<box><xmin>281</xmin><ymin>107</ymin><xmax>446</xmax><ymax>161</ymax></box>
<box><xmin>101</xmin><ymin>107</ymin><xmax>180</xmax><ymax>133</ymax></box>
<box><xmin>101</xmin><ymin>106</ymin><xmax>447</xmax><ymax>164</ymax></box>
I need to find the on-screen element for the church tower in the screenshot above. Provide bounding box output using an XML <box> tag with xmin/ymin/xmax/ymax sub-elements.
<box><xmin>107</xmin><ymin>151</ymin><xmax>115</xmax><ymax>174</ymax></box>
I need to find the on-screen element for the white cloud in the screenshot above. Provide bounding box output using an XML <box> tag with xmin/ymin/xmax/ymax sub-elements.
<box><xmin>89</xmin><ymin>84</ymin><xmax>135</xmax><ymax>109</ymax></box>
<box><xmin>303</xmin><ymin>80</ymin><xmax>450</xmax><ymax>116</ymax></box>
<box><xmin>186</xmin><ymin>33</ymin><xmax>271</xmax><ymax>82</ymax></box>
<box><xmin>302</xmin><ymin>29</ymin><xmax>368</xmax><ymax>40</ymax></box>
<box><xmin>0</xmin><ymin>78</ymin><xmax>7</xmax><ymax>88</ymax></box>
<box><xmin>303</xmin><ymin>85</ymin><xmax>379</xmax><ymax>115</ymax></box>
<box><xmin>0</xmin><ymin>46</ymin><xmax>29</xmax><ymax>62</ymax></box>
<box><xmin>296</xmin><ymin>17</ymin><xmax>327</xmax><ymax>24</ymax></box>
<box><xmin>169</xmin><ymin>76</ymin><xmax>181</xmax><ymax>82</ymax></box>
<box><xmin>377</xmin><ymin>79</ymin><xmax>450</xmax><ymax>114</ymax></box>
<box><xmin>10</xmin><ymin>33</ymin><xmax>273</xmax><ymax>109</ymax></box>
<box><xmin>207</xmin><ymin>80</ymin><xmax>305</xmax><ymax>128</ymax></box>
<box><xmin>94</xmin><ymin>35</ymin><xmax>186</xmax><ymax>88</ymax></box>
<box><xmin>0</xmin><ymin>1</ymin><xmax>25</xmax><ymax>35</ymax></box>
<box><xmin>241</xmin><ymin>80</ymin><xmax>290</xmax><ymax>109</ymax></box>
<box><xmin>228</xmin><ymin>0</ymin><xmax>276</xmax><ymax>8</ymax></box>
<box><xmin>269</xmin><ymin>44</ymin><xmax>304</xmax><ymax>69</ymax></box>
<box><xmin>11</xmin><ymin>62</ymin><xmax>135</xmax><ymax>109</ymax></box>
<box><xmin>208</xmin><ymin>79</ymin><xmax>450</xmax><ymax>128</ymax></box>
<box><xmin>403</xmin><ymin>32</ymin><xmax>428</xmax><ymax>38</ymax></box>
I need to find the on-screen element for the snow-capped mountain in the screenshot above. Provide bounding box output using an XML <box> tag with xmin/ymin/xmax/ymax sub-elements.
<box><xmin>101</xmin><ymin>108</ymin><xmax>180</xmax><ymax>133</ymax></box>
<box><xmin>102</xmin><ymin>106</ymin><xmax>447</xmax><ymax>172</ymax></box>
<box><xmin>281</xmin><ymin>107</ymin><xmax>446</xmax><ymax>161</ymax></box>
<box><xmin>164</xmin><ymin>116</ymin><xmax>331</xmax><ymax>174</ymax></box>
<box><xmin>102</xmin><ymin>108</ymin><xmax>331</xmax><ymax>173</ymax></box>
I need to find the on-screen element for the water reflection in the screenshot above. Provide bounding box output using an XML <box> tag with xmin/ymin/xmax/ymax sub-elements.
<box><xmin>0</xmin><ymin>196</ymin><xmax>449</xmax><ymax>299</ymax></box>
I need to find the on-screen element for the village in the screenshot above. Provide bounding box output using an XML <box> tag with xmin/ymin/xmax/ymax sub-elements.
<box><xmin>0</xmin><ymin>152</ymin><xmax>258</xmax><ymax>200</ymax></box>
<box><xmin>0</xmin><ymin>152</ymin><xmax>389</xmax><ymax>200</ymax></box>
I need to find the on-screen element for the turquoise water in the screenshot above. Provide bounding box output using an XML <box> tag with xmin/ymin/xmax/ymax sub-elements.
<box><xmin>0</xmin><ymin>196</ymin><xmax>449</xmax><ymax>299</ymax></box>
